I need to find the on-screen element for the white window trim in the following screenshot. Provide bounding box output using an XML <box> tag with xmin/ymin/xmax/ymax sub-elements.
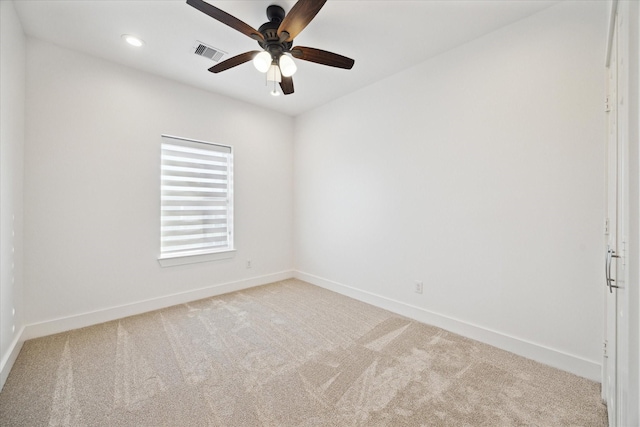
<box><xmin>158</xmin><ymin>134</ymin><xmax>234</xmax><ymax>267</ymax></box>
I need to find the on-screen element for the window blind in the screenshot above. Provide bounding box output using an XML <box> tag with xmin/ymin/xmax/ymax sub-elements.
<box><xmin>160</xmin><ymin>135</ymin><xmax>233</xmax><ymax>258</ymax></box>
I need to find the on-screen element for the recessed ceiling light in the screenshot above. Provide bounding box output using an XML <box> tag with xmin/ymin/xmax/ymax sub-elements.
<box><xmin>122</xmin><ymin>34</ymin><xmax>144</xmax><ymax>47</ymax></box>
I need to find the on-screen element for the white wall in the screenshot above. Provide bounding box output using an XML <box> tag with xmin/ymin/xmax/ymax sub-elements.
<box><xmin>0</xmin><ymin>1</ymin><xmax>26</xmax><ymax>388</ymax></box>
<box><xmin>294</xmin><ymin>0</ymin><xmax>607</xmax><ymax>380</ymax></box>
<box><xmin>23</xmin><ymin>39</ymin><xmax>294</xmax><ymax>334</ymax></box>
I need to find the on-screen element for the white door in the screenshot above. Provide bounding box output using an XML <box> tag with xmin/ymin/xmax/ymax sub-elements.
<box><xmin>604</xmin><ymin>3</ymin><xmax>631</xmax><ymax>426</ymax></box>
<box><xmin>604</xmin><ymin>17</ymin><xmax>618</xmax><ymax>425</ymax></box>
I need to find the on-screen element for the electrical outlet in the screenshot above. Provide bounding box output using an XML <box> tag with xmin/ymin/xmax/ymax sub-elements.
<box><xmin>415</xmin><ymin>281</ymin><xmax>423</xmax><ymax>294</ymax></box>
<box><xmin>246</xmin><ymin>260</ymin><xmax>252</xmax><ymax>269</ymax></box>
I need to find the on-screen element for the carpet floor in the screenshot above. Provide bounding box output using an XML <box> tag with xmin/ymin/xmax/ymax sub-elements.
<box><xmin>0</xmin><ymin>279</ymin><xmax>607</xmax><ymax>426</ymax></box>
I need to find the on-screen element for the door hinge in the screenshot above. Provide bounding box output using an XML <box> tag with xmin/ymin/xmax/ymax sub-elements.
<box><xmin>605</xmin><ymin>96</ymin><xmax>611</xmax><ymax>112</ymax></box>
<box><xmin>604</xmin><ymin>218</ymin><xmax>610</xmax><ymax>235</ymax></box>
<box><xmin>603</xmin><ymin>340</ymin><xmax>608</xmax><ymax>358</ymax></box>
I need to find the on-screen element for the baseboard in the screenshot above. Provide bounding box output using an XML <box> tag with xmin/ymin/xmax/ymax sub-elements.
<box><xmin>23</xmin><ymin>270</ymin><xmax>294</xmax><ymax>341</ymax></box>
<box><xmin>1</xmin><ymin>326</ymin><xmax>25</xmax><ymax>391</ymax></box>
<box><xmin>17</xmin><ymin>269</ymin><xmax>601</xmax><ymax>383</ymax></box>
<box><xmin>294</xmin><ymin>271</ymin><xmax>601</xmax><ymax>382</ymax></box>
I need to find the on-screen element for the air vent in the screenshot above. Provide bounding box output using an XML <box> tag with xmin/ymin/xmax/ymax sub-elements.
<box><xmin>193</xmin><ymin>41</ymin><xmax>226</xmax><ymax>62</ymax></box>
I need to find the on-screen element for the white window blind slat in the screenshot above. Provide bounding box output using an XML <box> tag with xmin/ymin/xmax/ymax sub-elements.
<box><xmin>162</xmin><ymin>176</ymin><xmax>226</xmax><ymax>184</ymax></box>
<box><xmin>160</xmin><ymin>135</ymin><xmax>233</xmax><ymax>258</ymax></box>
<box><xmin>162</xmin><ymin>154</ymin><xmax>228</xmax><ymax>168</ymax></box>
<box><xmin>162</xmin><ymin>240</ymin><xmax>229</xmax><ymax>253</ymax></box>
<box><xmin>162</xmin><ymin>184</ymin><xmax>228</xmax><ymax>192</ymax></box>
<box><xmin>161</xmin><ymin>214</ymin><xmax>227</xmax><ymax>222</ymax></box>
<box><xmin>162</xmin><ymin>223</ymin><xmax>226</xmax><ymax>232</ymax></box>
<box><xmin>162</xmin><ymin>142</ymin><xmax>230</xmax><ymax>157</ymax></box>
<box><xmin>161</xmin><ymin>197</ymin><xmax>227</xmax><ymax>203</ymax></box>
<box><xmin>162</xmin><ymin>231</ymin><xmax>228</xmax><ymax>242</ymax></box>
<box><xmin>161</xmin><ymin>207</ymin><xmax>227</xmax><ymax>212</ymax></box>
<box><xmin>161</xmin><ymin>164</ymin><xmax>228</xmax><ymax>176</ymax></box>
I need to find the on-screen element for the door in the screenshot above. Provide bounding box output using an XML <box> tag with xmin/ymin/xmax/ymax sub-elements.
<box><xmin>604</xmin><ymin>3</ymin><xmax>630</xmax><ymax>426</ymax></box>
<box><xmin>604</xmin><ymin>17</ymin><xmax>618</xmax><ymax>426</ymax></box>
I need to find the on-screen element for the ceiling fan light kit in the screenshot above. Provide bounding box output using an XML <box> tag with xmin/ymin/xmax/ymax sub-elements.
<box><xmin>253</xmin><ymin>51</ymin><xmax>272</xmax><ymax>73</ymax></box>
<box><xmin>278</xmin><ymin>54</ymin><xmax>297</xmax><ymax>77</ymax></box>
<box><xmin>186</xmin><ymin>0</ymin><xmax>354</xmax><ymax>96</ymax></box>
<box><xmin>267</xmin><ymin>63</ymin><xmax>282</xmax><ymax>83</ymax></box>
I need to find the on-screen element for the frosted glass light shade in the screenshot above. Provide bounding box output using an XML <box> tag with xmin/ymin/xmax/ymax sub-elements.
<box><xmin>253</xmin><ymin>51</ymin><xmax>272</xmax><ymax>73</ymax></box>
<box><xmin>266</xmin><ymin>63</ymin><xmax>281</xmax><ymax>82</ymax></box>
<box><xmin>279</xmin><ymin>54</ymin><xmax>297</xmax><ymax>77</ymax></box>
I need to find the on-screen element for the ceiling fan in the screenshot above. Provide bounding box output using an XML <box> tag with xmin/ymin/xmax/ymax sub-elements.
<box><xmin>186</xmin><ymin>0</ymin><xmax>355</xmax><ymax>96</ymax></box>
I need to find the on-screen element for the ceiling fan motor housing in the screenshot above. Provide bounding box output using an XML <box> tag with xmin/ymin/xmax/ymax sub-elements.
<box><xmin>258</xmin><ymin>5</ymin><xmax>292</xmax><ymax>60</ymax></box>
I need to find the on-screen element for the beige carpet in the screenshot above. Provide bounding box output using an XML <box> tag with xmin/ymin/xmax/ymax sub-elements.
<box><xmin>0</xmin><ymin>279</ymin><xmax>607</xmax><ymax>426</ymax></box>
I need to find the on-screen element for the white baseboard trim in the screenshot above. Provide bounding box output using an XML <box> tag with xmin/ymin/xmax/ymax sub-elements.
<box><xmin>23</xmin><ymin>270</ymin><xmax>294</xmax><ymax>341</ymax></box>
<box><xmin>1</xmin><ymin>326</ymin><xmax>25</xmax><ymax>391</ymax></box>
<box><xmin>294</xmin><ymin>271</ymin><xmax>601</xmax><ymax>382</ymax></box>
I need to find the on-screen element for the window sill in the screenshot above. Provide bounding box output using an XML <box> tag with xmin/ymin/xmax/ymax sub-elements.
<box><xmin>158</xmin><ymin>249</ymin><xmax>236</xmax><ymax>267</ymax></box>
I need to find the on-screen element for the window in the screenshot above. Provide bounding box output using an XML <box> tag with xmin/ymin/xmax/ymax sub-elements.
<box><xmin>159</xmin><ymin>135</ymin><xmax>233</xmax><ymax>264</ymax></box>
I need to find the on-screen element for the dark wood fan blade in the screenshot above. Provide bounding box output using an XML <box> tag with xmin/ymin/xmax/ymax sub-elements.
<box><xmin>290</xmin><ymin>46</ymin><xmax>354</xmax><ymax>69</ymax></box>
<box><xmin>187</xmin><ymin>0</ymin><xmax>263</xmax><ymax>42</ymax></box>
<box><xmin>209</xmin><ymin>51</ymin><xmax>261</xmax><ymax>73</ymax></box>
<box><xmin>277</xmin><ymin>0</ymin><xmax>327</xmax><ymax>42</ymax></box>
<box><xmin>280</xmin><ymin>76</ymin><xmax>294</xmax><ymax>95</ymax></box>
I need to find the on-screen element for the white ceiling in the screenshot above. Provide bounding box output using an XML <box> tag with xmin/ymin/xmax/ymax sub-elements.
<box><xmin>14</xmin><ymin>0</ymin><xmax>560</xmax><ymax>116</ymax></box>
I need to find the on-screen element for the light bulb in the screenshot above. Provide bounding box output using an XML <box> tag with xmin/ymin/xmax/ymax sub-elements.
<box><xmin>253</xmin><ymin>51</ymin><xmax>271</xmax><ymax>73</ymax></box>
<box><xmin>122</xmin><ymin>34</ymin><xmax>144</xmax><ymax>47</ymax></box>
<box><xmin>279</xmin><ymin>54</ymin><xmax>297</xmax><ymax>77</ymax></box>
